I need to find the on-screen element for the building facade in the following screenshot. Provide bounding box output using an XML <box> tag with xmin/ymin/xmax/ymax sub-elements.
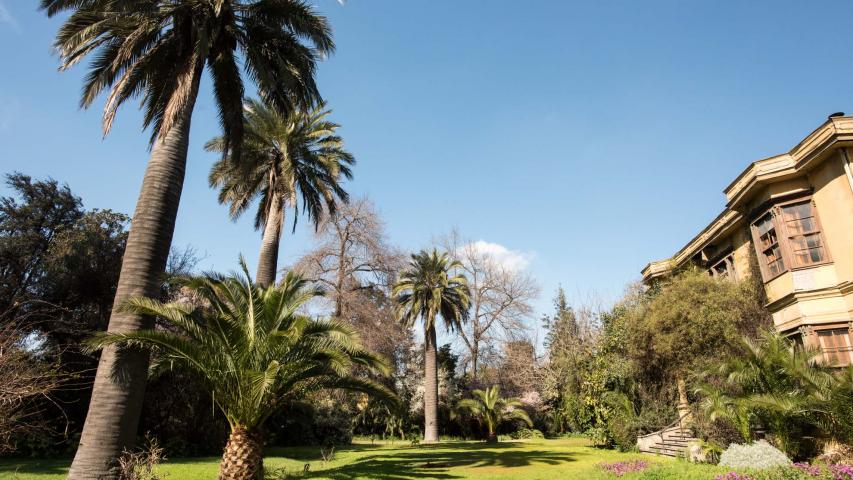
<box><xmin>642</xmin><ymin>115</ymin><xmax>853</xmax><ymax>366</ymax></box>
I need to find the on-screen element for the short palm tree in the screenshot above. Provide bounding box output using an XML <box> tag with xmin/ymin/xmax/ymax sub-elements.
<box><xmin>393</xmin><ymin>249</ymin><xmax>470</xmax><ymax>442</ymax></box>
<box><xmin>696</xmin><ymin>332</ymin><xmax>853</xmax><ymax>457</ymax></box>
<box><xmin>86</xmin><ymin>263</ymin><xmax>395</xmax><ymax>480</ymax></box>
<box><xmin>457</xmin><ymin>386</ymin><xmax>532</xmax><ymax>443</ymax></box>
<box><xmin>42</xmin><ymin>2</ymin><xmax>333</xmax><ymax>476</ymax></box>
<box><xmin>207</xmin><ymin>99</ymin><xmax>354</xmax><ymax>287</ymax></box>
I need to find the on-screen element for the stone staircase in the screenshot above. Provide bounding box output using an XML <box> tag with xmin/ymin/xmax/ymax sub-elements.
<box><xmin>637</xmin><ymin>421</ymin><xmax>698</xmax><ymax>458</ymax></box>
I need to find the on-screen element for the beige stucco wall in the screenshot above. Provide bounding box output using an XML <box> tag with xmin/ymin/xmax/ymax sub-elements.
<box><xmin>810</xmin><ymin>150</ymin><xmax>853</xmax><ymax>283</ymax></box>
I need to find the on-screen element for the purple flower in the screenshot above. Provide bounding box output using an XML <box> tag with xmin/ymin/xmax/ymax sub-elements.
<box><xmin>829</xmin><ymin>464</ymin><xmax>853</xmax><ymax>480</ymax></box>
<box><xmin>597</xmin><ymin>460</ymin><xmax>650</xmax><ymax>477</ymax></box>
<box><xmin>714</xmin><ymin>473</ymin><xmax>753</xmax><ymax>480</ymax></box>
<box><xmin>793</xmin><ymin>462</ymin><xmax>823</xmax><ymax>477</ymax></box>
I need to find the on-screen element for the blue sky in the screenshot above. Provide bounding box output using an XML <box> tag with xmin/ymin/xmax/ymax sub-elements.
<box><xmin>3</xmin><ymin>0</ymin><xmax>853</xmax><ymax>331</ymax></box>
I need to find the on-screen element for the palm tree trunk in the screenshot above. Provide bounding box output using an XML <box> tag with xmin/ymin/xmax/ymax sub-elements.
<box><xmin>67</xmin><ymin>69</ymin><xmax>201</xmax><ymax>480</ymax></box>
<box><xmin>219</xmin><ymin>426</ymin><xmax>264</xmax><ymax>480</ymax></box>
<box><xmin>255</xmin><ymin>198</ymin><xmax>283</xmax><ymax>287</ymax></box>
<box><xmin>423</xmin><ymin>324</ymin><xmax>439</xmax><ymax>443</ymax></box>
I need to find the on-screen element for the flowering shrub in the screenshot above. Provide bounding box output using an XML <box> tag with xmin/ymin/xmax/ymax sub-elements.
<box><xmin>794</xmin><ymin>463</ymin><xmax>825</xmax><ymax>477</ymax></box>
<box><xmin>715</xmin><ymin>473</ymin><xmax>754</xmax><ymax>480</ymax></box>
<box><xmin>597</xmin><ymin>460</ymin><xmax>649</xmax><ymax>477</ymax></box>
<box><xmin>719</xmin><ymin>440</ymin><xmax>792</xmax><ymax>470</ymax></box>
<box><xmin>828</xmin><ymin>464</ymin><xmax>853</xmax><ymax>480</ymax></box>
<box><xmin>789</xmin><ymin>463</ymin><xmax>853</xmax><ymax>480</ymax></box>
<box><xmin>716</xmin><ymin>463</ymin><xmax>853</xmax><ymax>480</ymax></box>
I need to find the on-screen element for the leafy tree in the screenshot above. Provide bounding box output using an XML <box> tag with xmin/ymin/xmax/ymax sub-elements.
<box><xmin>208</xmin><ymin>99</ymin><xmax>354</xmax><ymax>286</ymax></box>
<box><xmin>456</xmin><ymin>386</ymin><xmax>532</xmax><ymax>443</ymax></box>
<box><xmin>393</xmin><ymin>249</ymin><xmax>470</xmax><ymax>443</ymax></box>
<box><xmin>0</xmin><ymin>173</ymin><xmax>82</xmax><ymax>317</ymax></box>
<box><xmin>87</xmin><ymin>263</ymin><xmax>395</xmax><ymax>480</ymax></box>
<box><xmin>41</xmin><ymin>1</ymin><xmax>333</xmax><ymax>475</ymax></box>
<box><xmin>628</xmin><ymin>268</ymin><xmax>766</xmax><ymax>420</ymax></box>
<box><xmin>540</xmin><ymin>288</ymin><xmax>597</xmax><ymax>435</ymax></box>
<box><xmin>0</xmin><ymin>174</ymin><xmax>130</xmax><ymax>453</ymax></box>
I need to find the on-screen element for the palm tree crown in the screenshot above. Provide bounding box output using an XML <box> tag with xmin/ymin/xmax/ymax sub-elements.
<box><xmin>208</xmin><ymin>98</ymin><xmax>354</xmax><ymax>286</ymax></box>
<box><xmin>457</xmin><ymin>385</ymin><xmax>533</xmax><ymax>442</ymax></box>
<box><xmin>88</xmin><ymin>263</ymin><xmax>393</xmax><ymax>430</ymax></box>
<box><xmin>42</xmin><ymin>0</ymin><xmax>333</xmax><ymax>151</ymax></box>
<box><xmin>86</xmin><ymin>262</ymin><xmax>395</xmax><ymax>479</ymax></box>
<box><xmin>207</xmin><ymin>98</ymin><xmax>354</xmax><ymax>231</ymax></box>
<box><xmin>393</xmin><ymin>249</ymin><xmax>471</xmax><ymax>333</ymax></box>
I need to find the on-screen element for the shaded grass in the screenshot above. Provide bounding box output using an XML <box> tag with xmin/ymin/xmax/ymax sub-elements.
<box><xmin>0</xmin><ymin>437</ymin><xmax>726</xmax><ymax>480</ymax></box>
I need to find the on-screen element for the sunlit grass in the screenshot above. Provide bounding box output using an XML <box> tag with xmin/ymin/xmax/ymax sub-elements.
<box><xmin>0</xmin><ymin>437</ymin><xmax>726</xmax><ymax>479</ymax></box>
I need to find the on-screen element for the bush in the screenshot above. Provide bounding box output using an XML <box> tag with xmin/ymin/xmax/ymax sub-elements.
<box><xmin>508</xmin><ymin>428</ymin><xmax>544</xmax><ymax>440</ymax></box>
<box><xmin>266</xmin><ymin>401</ymin><xmax>353</xmax><ymax>447</ymax></box>
<box><xmin>719</xmin><ymin>440</ymin><xmax>792</xmax><ymax>470</ymax></box>
<box><xmin>312</xmin><ymin>405</ymin><xmax>353</xmax><ymax>446</ymax></box>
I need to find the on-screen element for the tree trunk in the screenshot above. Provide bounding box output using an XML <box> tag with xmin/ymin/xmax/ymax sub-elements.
<box><xmin>423</xmin><ymin>324</ymin><xmax>439</xmax><ymax>443</ymax></box>
<box><xmin>67</xmin><ymin>70</ymin><xmax>201</xmax><ymax>480</ymax></box>
<box><xmin>470</xmin><ymin>343</ymin><xmax>479</xmax><ymax>385</ymax></box>
<box><xmin>255</xmin><ymin>198</ymin><xmax>283</xmax><ymax>287</ymax></box>
<box><xmin>486</xmin><ymin>432</ymin><xmax>498</xmax><ymax>444</ymax></box>
<box><xmin>676</xmin><ymin>375</ymin><xmax>692</xmax><ymax>427</ymax></box>
<box><xmin>219</xmin><ymin>426</ymin><xmax>264</xmax><ymax>480</ymax></box>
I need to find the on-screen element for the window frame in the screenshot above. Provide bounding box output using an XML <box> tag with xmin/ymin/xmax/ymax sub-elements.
<box><xmin>750</xmin><ymin>195</ymin><xmax>832</xmax><ymax>282</ymax></box>
<box><xmin>775</xmin><ymin>196</ymin><xmax>833</xmax><ymax>270</ymax></box>
<box><xmin>708</xmin><ymin>252</ymin><xmax>737</xmax><ymax>280</ymax></box>
<box><xmin>816</xmin><ymin>326</ymin><xmax>853</xmax><ymax>367</ymax></box>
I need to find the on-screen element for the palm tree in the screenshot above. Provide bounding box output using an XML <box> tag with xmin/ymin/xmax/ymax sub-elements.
<box><xmin>41</xmin><ymin>2</ymin><xmax>333</xmax><ymax>477</ymax></box>
<box><xmin>393</xmin><ymin>249</ymin><xmax>470</xmax><ymax>443</ymax></box>
<box><xmin>456</xmin><ymin>386</ymin><xmax>532</xmax><ymax>443</ymax></box>
<box><xmin>86</xmin><ymin>262</ymin><xmax>395</xmax><ymax>480</ymax></box>
<box><xmin>207</xmin><ymin>99</ymin><xmax>354</xmax><ymax>287</ymax></box>
<box><xmin>695</xmin><ymin>332</ymin><xmax>853</xmax><ymax>457</ymax></box>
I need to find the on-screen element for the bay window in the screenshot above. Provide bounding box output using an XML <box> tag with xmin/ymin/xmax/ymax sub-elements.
<box><xmin>750</xmin><ymin>197</ymin><xmax>830</xmax><ymax>281</ymax></box>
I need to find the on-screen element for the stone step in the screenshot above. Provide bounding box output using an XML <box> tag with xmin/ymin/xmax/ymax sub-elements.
<box><xmin>646</xmin><ymin>445</ymin><xmax>685</xmax><ymax>457</ymax></box>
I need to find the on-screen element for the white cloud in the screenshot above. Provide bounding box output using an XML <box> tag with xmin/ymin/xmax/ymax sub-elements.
<box><xmin>0</xmin><ymin>2</ymin><xmax>20</xmax><ymax>34</ymax></box>
<box><xmin>463</xmin><ymin>240</ymin><xmax>535</xmax><ymax>271</ymax></box>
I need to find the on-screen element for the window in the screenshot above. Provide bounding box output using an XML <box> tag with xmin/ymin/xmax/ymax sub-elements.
<box><xmin>817</xmin><ymin>328</ymin><xmax>853</xmax><ymax>367</ymax></box>
<box><xmin>753</xmin><ymin>212</ymin><xmax>785</xmax><ymax>278</ymax></box>
<box><xmin>709</xmin><ymin>254</ymin><xmax>736</xmax><ymax>280</ymax></box>
<box><xmin>750</xmin><ymin>197</ymin><xmax>830</xmax><ymax>281</ymax></box>
<box><xmin>780</xmin><ymin>201</ymin><xmax>827</xmax><ymax>267</ymax></box>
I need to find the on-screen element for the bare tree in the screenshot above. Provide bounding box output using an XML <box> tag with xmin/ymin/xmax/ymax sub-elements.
<box><xmin>292</xmin><ymin>197</ymin><xmax>412</xmax><ymax>368</ymax></box>
<box><xmin>293</xmin><ymin>198</ymin><xmax>404</xmax><ymax>320</ymax></box>
<box><xmin>500</xmin><ymin>338</ymin><xmax>538</xmax><ymax>398</ymax></box>
<box><xmin>0</xmin><ymin>323</ymin><xmax>62</xmax><ymax>453</ymax></box>
<box><xmin>440</xmin><ymin>231</ymin><xmax>539</xmax><ymax>383</ymax></box>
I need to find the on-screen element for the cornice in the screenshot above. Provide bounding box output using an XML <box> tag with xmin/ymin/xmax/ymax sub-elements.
<box><xmin>724</xmin><ymin>117</ymin><xmax>853</xmax><ymax>208</ymax></box>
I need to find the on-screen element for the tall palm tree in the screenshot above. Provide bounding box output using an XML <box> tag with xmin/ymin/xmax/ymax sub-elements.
<box><xmin>207</xmin><ymin>99</ymin><xmax>354</xmax><ymax>287</ymax></box>
<box><xmin>41</xmin><ymin>2</ymin><xmax>333</xmax><ymax>477</ymax></box>
<box><xmin>86</xmin><ymin>263</ymin><xmax>395</xmax><ymax>480</ymax></box>
<box><xmin>456</xmin><ymin>385</ymin><xmax>532</xmax><ymax>443</ymax></box>
<box><xmin>393</xmin><ymin>249</ymin><xmax>470</xmax><ymax>443</ymax></box>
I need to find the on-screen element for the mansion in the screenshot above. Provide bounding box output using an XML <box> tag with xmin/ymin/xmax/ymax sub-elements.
<box><xmin>642</xmin><ymin>114</ymin><xmax>853</xmax><ymax>366</ymax></box>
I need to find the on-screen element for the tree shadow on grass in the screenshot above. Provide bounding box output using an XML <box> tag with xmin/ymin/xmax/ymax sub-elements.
<box><xmin>303</xmin><ymin>442</ymin><xmax>577</xmax><ymax>480</ymax></box>
<box><xmin>0</xmin><ymin>458</ymin><xmax>70</xmax><ymax>476</ymax></box>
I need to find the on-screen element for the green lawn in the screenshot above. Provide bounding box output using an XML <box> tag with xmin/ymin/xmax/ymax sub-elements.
<box><xmin>0</xmin><ymin>437</ymin><xmax>726</xmax><ymax>480</ymax></box>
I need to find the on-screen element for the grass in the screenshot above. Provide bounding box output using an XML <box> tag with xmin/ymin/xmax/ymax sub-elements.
<box><xmin>0</xmin><ymin>437</ymin><xmax>727</xmax><ymax>480</ymax></box>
